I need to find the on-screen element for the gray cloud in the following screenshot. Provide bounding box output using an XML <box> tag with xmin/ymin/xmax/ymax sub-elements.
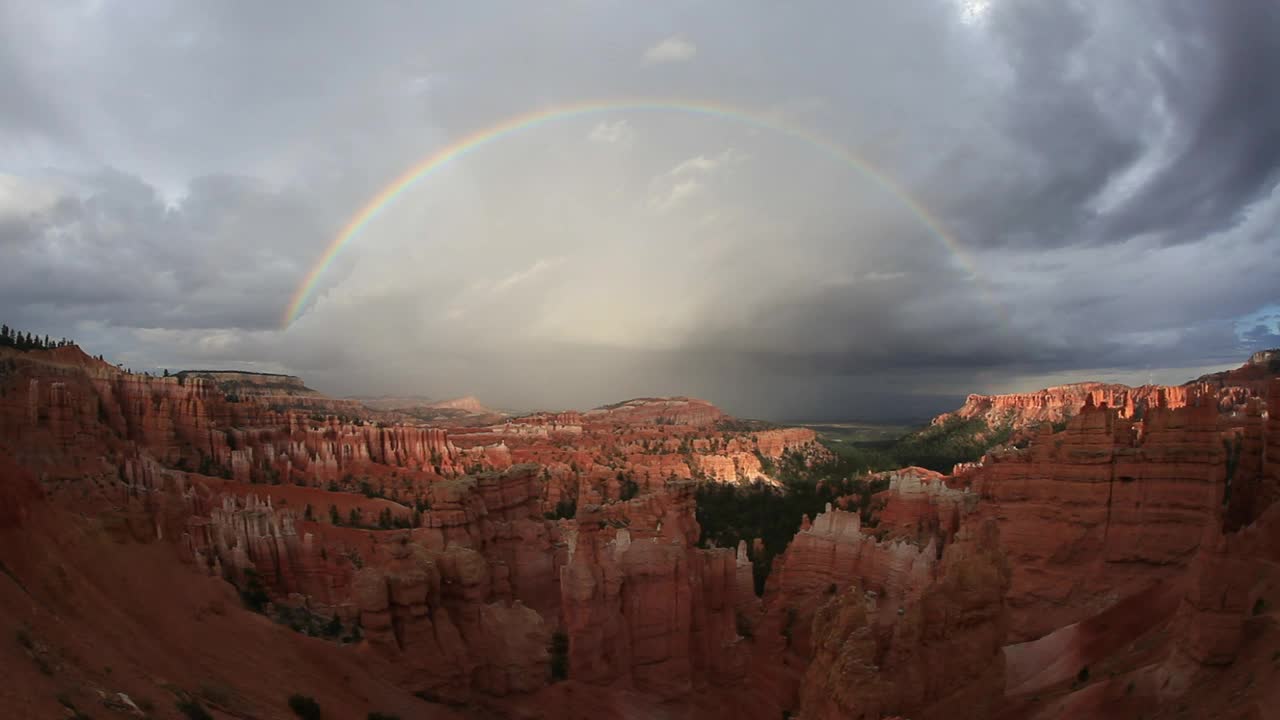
<box><xmin>1</xmin><ymin>0</ymin><xmax>1278</xmax><ymax>420</ymax></box>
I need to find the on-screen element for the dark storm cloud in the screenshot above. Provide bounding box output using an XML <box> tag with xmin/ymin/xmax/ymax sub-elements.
<box><xmin>1</xmin><ymin>1</ymin><xmax>1278</xmax><ymax>420</ymax></box>
<box><xmin>0</xmin><ymin>170</ymin><xmax>321</xmax><ymax>331</ymax></box>
<box><xmin>1102</xmin><ymin>1</ymin><xmax>1280</xmax><ymax>243</ymax></box>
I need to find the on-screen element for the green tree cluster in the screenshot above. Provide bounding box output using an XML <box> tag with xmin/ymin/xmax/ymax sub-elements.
<box><xmin>0</xmin><ymin>325</ymin><xmax>74</xmax><ymax>351</ymax></box>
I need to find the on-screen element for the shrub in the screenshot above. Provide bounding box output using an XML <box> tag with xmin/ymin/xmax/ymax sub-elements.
<box><xmin>238</xmin><ymin>569</ymin><xmax>270</xmax><ymax>612</ymax></box>
<box><xmin>781</xmin><ymin>607</ymin><xmax>797</xmax><ymax>647</ymax></box>
<box><xmin>288</xmin><ymin>694</ymin><xmax>322</xmax><ymax>720</ymax></box>
<box><xmin>613</xmin><ymin>471</ymin><xmax>641</xmax><ymax>502</ymax></box>
<box><xmin>549</xmin><ymin>631</ymin><xmax>569</xmax><ymax>681</ymax></box>
<box><xmin>553</xmin><ymin>496</ymin><xmax>577</xmax><ymax>520</ymax></box>
<box><xmin>323</xmin><ymin>615</ymin><xmax>343</xmax><ymax>638</ymax></box>
<box><xmin>177</xmin><ymin>698</ymin><xmax>214</xmax><ymax>720</ymax></box>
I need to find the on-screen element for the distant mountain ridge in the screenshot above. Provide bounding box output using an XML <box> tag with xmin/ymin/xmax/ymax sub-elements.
<box><xmin>920</xmin><ymin>348</ymin><xmax>1280</xmax><ymax>452</ymax></box>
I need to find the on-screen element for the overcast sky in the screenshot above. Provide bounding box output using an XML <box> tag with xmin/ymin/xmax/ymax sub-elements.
<box><xmin>2</xmin><ymin>1</ymin><xmax>1278</xmax><ymax>420</ymax></box>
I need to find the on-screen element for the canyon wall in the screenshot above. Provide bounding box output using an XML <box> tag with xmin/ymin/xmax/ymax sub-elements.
<box><xmin>972</xmin><ymin>395</ymin><xmax>1225</xmax><ymax>640</ymax></box>
<box><xmin>3</xmin><ymin>342</ymin><xmax>1279</xmax><ymax>719</ymax></box>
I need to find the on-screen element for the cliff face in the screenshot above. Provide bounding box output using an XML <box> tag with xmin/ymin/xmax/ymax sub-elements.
<box><xmin>798</xmin><ymin>519</ymin><xmax>1011</xmax><ymax>720</ymax></box>
<box><xmin>972</xmin><ymin>396</ymin><xmax>1225</xmax><ymax>641</ymax></box>
<box><xmin>0</xmin><ymin>346</ymin><xmax>475</xmax><ymax>488</ymax></box>
<box><xmin>1189</xmin><ymin>348</ymin><xmax>1280</xmax><ymax>392</ymax></box>
<box><xmin>936</xmin><ymin>382</ymin><xmax>1190</xmax><ymax>437</ymax></box>
<box><xmin>933</xmin><ymin>349</ymin><xmax>1279</xmax><ymax>441</ymax></box>
<box><xmin>556</xmin><ymin>484</ymin><xmax>748</xmax><ymax>697</ymax></box>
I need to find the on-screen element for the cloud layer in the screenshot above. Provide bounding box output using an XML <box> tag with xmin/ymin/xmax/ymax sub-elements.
<box><xmin>1</xmin><ymin>1</ymin><xmax>1278</xmax><ymax>420</ymax></box>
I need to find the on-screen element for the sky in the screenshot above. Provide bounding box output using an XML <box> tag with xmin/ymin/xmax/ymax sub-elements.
<box><xmin>1</xmin><ymin>1</ymin><xmax>1279</xmax><ymax>421</ymax></box>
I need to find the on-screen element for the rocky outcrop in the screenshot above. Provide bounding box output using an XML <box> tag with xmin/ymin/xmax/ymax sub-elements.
<box><xmin>1189</xmin><ymin>348</ymin><xmax>1280</xmax><ymax>394</ymax></box>
<box><xmin>558</xmin><ymin>484</ymin><xmax>749</xmax><ymax>697</ymax></box>
<box><xmin>694</xmin><ymin>451</ymin><xmax>769</xmax><ymax>483</ymax></box>
<box><xmin>424</xmin><ymin>395</ymin><xmax>492</xmax><ymax>413</ymax></box>
<box><xmin>0</xmin><ymin>347</ymin><xmax>465</xmax><ymax>483</ymax></box>
<box><xmin>871</xmin><ymin>466</ymin><xmax>976</xmax><ymax>546</ymax></box>
<box><xmin>972</xmin><ymin>396</ymin><xmax>1225</xmax><ymax>641</ymax></box>
<box><xmin>934</xmin><ymin>350</ymin><xmax>1279</xmax><ymax>444</ymax></box>
<box><xmin>936</xmin><ymin>382</ymin><xmax>1181</xmax><ymax>433</ymax></box>
<box><xmin>798</xmin><ymin>519</ymin><xmax>1011</xmax><ymax>720</ymax></box>
<box><xmin>351</xmin><ymin>532</ymin><xmax>551</xmax><ymax>702</ymax></box>
<box><xmin>586</xmin><ymin>397</ymin><xmax>726</xmax><ymax>427</ymax></box>
<box><xmin>751</xmin><ymin>428</ymin><xmax>819</xmax><ymax>458</ymax></box>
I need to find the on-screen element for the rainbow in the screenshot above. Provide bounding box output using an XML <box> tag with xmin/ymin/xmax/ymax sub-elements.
<box><xmin>283</xmin><ymin>98</ymin><xmax>977</xmax><ymax>326</ymax></box>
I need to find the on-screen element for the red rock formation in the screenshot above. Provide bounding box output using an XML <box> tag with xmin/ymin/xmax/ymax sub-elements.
<box><xmin>871</xmin><ymin>466</ymin><xmax>974</xmax><ymax>546</ymax></box>
<box><xmin>351</xmin><ymin>532</ymin><xmax>552</xmax><ymax>702</ymax></box>
<box><xmin>934</xmin><ymin>350</ymin><xmax>1278</xmax><ymax>442</ymax></box>
<box><xmin>972</xmin><ymin>396</ymin><xmax>1225</xmax><ymax>641</ymax></box>
<box><xmin>558</xmin><ymin>483</ymin><xmax>749</xmax><ymax>697</ymax></box>
<box><xmin>694</xmin><ymin>451</ymin><xmax>769</xmax><ymax>483</ymax></box>
<box><xmin>585</xmin><ymin>397</ymin><xmax>726</xmax><ymax>427</ymax></box>
<box><xmin>797</xmin><ymin>518</ymin><xmax>1011</xmax><ymax>720</ymax></box>
<box><xmin>424</xmin><ymin>395</ymin><xmax>492</xmax><ymax>413</ymax></box>
<box><xmin>6</xmin><ymin>339</ymin><xmax>1280</xmax><ymax>719</ymax></box>
<box><xmin>750</xmin><ymin>428</ymin><xmax>819</xmax><ymax>457</ymax></box>
<box><xmin>0</xmin><ymin>447</ymin><xmax>41</xmax><ymax>529</ymax></box>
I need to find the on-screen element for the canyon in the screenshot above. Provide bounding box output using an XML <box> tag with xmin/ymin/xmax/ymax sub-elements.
<box><xmin>1</xmin><ymin>341</ymin><xmax>1279</xmax><ymax>719</ymax></box>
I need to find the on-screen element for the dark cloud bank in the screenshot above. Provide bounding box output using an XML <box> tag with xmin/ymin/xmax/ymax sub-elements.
<box><xmin>1</xmin><ymin>1</ymin><xmax>1278</xmax><ymax>421</ymax></box>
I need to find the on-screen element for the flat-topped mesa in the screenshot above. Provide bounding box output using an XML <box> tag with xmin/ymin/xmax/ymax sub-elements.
<box><xmin>938</xmin><ymin>382</ymin><xmax>1185</xmax><ymax>430</ymax></box>
<box><xmin>934</xmin><ymin>352</ymin><xmax>1280</xmax><ymax>443</ymax></box>
<box><xmin>972</xmin><ymin>395</ymin><xmax>1226</xmax><ymax>641</ymax></box>
<box><xmin>173</xmin><ymin>369</ymin><xmax>315</xmax><ymax>395</ymax></box>
<box><xmin>175</xmin><ymin>369</ymin><xmax>378</xmax><ymax>417</ymax></box>
<box><xmin>748</xmin><ymin>427</ymin><xmax>819</xmax><ymax>457</ymax></box>
<box><xmin>419</xmin><ymin>395</ymin><xmax>489</xmax><ymax>413</ymax></box>
<box><xmin>585</xmin><ymin>396</ymin><xmax>727</xmax><ymax>427</ymax></box>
